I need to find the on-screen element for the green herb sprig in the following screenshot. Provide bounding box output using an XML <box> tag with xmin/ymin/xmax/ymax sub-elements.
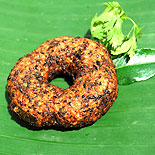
<box><xmin>91</xmin><ymin>1</ymin><xmax>142</xmax><ymax>58</ymax></box>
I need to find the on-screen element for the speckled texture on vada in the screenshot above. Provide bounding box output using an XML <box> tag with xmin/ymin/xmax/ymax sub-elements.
<box><xmin>7</xmin><ymin>36</ymin><xmax>118</xmax><ymax>128</ymax></box>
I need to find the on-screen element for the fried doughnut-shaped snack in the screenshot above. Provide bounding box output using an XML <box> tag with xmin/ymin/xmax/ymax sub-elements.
<box><xmin>7</xmin><ymin>36</ymin><xmax>118</xmax><ymax>128</ymax></box>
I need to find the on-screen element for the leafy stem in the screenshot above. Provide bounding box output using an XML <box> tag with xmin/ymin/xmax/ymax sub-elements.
<box><xmin>91</xmin><ymin>1</ymin><xmax>142</xmax><ymax>58</ymax></box>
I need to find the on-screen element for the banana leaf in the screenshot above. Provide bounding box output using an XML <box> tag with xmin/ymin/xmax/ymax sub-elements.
<box><xmin>0</xmin><ymin>0</ymin><xmax>155</xmax><ymax>154</ymax></box>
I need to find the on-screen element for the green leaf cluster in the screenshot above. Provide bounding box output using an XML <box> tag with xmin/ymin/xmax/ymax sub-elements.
<box><xmin>91</xmin><ymin>1</ymin><xmax>142</xmax><ymax>57</ymax></box>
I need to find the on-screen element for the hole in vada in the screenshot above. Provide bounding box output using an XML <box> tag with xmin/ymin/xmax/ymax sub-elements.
<box><xmin>49</xmin><ymin>73</ymin><xmax>74</xmax><ymax>89</ymax></box>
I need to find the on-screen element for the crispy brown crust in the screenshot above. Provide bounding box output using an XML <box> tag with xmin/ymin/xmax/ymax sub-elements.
<box><xmin>7</xmin><ymin>36</ymin><xmax>118</xmax><ymax>128</ymax></box>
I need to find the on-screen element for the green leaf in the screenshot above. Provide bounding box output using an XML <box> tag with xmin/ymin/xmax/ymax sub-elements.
<box><xmin>91</xmin><ymin>1</ymin><xmax>126</xmax><ymax>49</ymax></box>
<box><xmin>90</xmin><ymin>1</ymin><xmax>142</xmax><ymax>57</ymax></box>
<box><xmin>0</xmin><ymin>0</ymin><xmax>155</xmax><ymax>155</ymax></box>
<box><xmin>116</xmin><ymin>48</ymin><xmax>155</xmax><ymax>85</ymax></box>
